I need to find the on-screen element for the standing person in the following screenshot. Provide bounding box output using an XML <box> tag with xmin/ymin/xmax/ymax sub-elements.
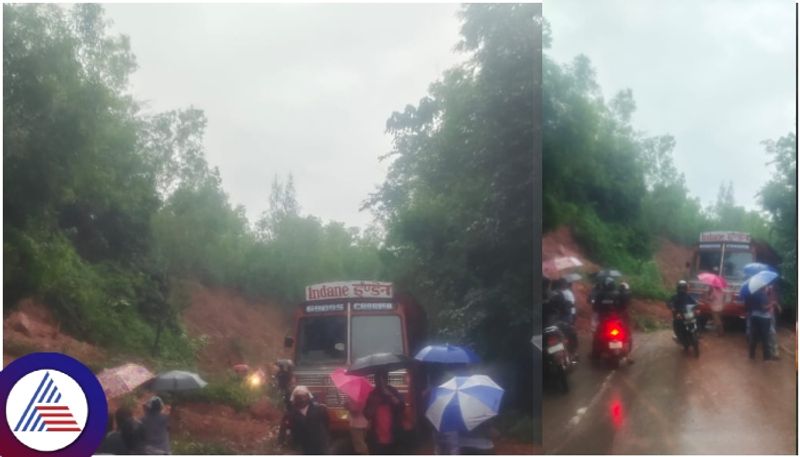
<box><xmin>364</xmin><ymin>371</ymin><xmax>405</xmax><ymax>454</ymax></box>
<box><xmin>745</xmin><ymin>288</ymin><xmax>773</xmax><ymax>361</ymax></box>
<box><xmin>705</xmin><ymin>285</ymin><xmax>725</xmax><ymax>336</ymax></box>
<box><xmin>140</xmin><ymin>396</ymin><xmax>171</xmax><ymax>455</ymax></box>
<box><xmin>285</xmin><ymin>386</ymin><xmax>330</xmax><ymax>455</ymax></box>
<box><xmin>344</xmin><ymin>396</ymin><xmax>369</xmax><ymax>455</ymax></box>
<box><xmin>97</xmin><ymin>407</ymin><xmax>132</xmax><ymax>455</ymax></box>
<box><xmin>557</xmin><ymin>278</ymin><xmax>576</xmax><ymax>325</ymax></box>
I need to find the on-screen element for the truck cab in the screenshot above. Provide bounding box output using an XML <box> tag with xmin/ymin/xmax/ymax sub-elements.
<box><xmin>286</xmin><ymin>281</ymin><xmax>426</xmax><ymax>435</ymax></box>
<box><xmin>687</xmin><ymin>231</ymin><xmax>779</xmax><ymax>321</ymax></box>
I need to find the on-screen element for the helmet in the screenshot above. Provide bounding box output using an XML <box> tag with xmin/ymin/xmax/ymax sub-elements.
<box><xmin>603</xmin><ymin>276</ymin><xmax>616</xmax><ymax>291</ymax></box>
<box><xmin>677</xmin><ymin>280</ymin><xmax>688</xmax><ymax>293</ymax></box>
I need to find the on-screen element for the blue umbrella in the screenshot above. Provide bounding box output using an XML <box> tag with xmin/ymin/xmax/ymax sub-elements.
<box><xmin>425</xmin><ymin>375</ymin><xmax>504</xmax><ymax>432</ymax></box>
<box><xmin>414</xmin><ymin>344</ymin><xmax>481</xmax><ymax>365</ymax></box>
<box><xmin>743</xmin><ymin>262</ymin><xmax>776</xmax><ymax>278</ymax></box>
<box><xmin>739</xmin><ymin>270</ymin><xmax>779</xmax><ymax>299</ymax></box>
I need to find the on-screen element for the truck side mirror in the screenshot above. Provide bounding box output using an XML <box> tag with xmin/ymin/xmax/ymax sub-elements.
<box><xmin>284</xmin><ymin>336</ymin><xmax>294</xmax><ymax>348</ymax></box>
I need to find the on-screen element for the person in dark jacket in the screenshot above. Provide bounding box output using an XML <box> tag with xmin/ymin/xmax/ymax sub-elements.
<box><xmin>140</xmin><ymin>396</ymin><xmax>171</xmax><ymax>455</ymax></box>
<box><xmin>745</xmin><ymin>288</ymin><xmax>774</xmax><ymax>360</ymax></box>
<box><xmin>668</xmin><ymin>280</ymin><xmax>697</xmax><ymax>347</ymax></box>
<box><xmin>98</xmin><ymin>405</ymin><xmax>143</xmax><ymax>455</ymax></box>
<box><xmin>285</xmin><ymin>386</ymin><xmax>330</xmax><ymax>455</ymax></box>
<box><xmin>364</xmin><ymin>371</ymin><xmax>405</xmax><ymax>454</ymax></box>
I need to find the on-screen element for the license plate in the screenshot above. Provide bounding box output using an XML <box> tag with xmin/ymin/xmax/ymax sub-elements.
<box><xmin>547</xmin><ymin>342</ymin><xmax>565</xmax><ymax>354</ymax></box>
<box><xmin>608</xmin><ymin>341</ymin><xmax>623</xmax><ymax>349</ymax></box>
<box><xmin>684</xmin><ymin>311</ymin><xmax>694</xmax><ymax>319</ymax></box>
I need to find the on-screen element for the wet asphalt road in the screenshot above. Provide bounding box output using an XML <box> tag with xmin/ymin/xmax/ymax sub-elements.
<box><xmin>542</xmin><ymin>329</ymin><xmax>797</xmax><ymax>454</ymax></box>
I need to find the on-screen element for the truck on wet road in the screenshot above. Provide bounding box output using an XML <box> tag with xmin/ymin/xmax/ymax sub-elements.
<box><xmin>687</xmin><ymin>231</ymin><xmax>780</xmax><ymax>325</ymax></box>
<box><xmin>283</xmin><ymin>280</ymin><xmax>427</xmax><ymax>444</ymax></box>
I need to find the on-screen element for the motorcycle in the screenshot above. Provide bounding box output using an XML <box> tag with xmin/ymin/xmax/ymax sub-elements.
<box><xmin>543</xmin><ymin>323</ymin><xmax>574</xmax><ymax>393</ymax></box>
<box><xmin>591</xmin><ymin>311</ymin><xmax>631</xmax><ymax>368</ymax></box>
<box><xmin>673</xmin><ymin>304</ymin><xmax>700</xmax><ymax>357</ymax></box>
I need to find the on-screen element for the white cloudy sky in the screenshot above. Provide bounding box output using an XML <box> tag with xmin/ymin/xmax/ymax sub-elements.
<box><xmin>545</xmin><ymin>0</ymin><xmax>795</xmax><ymax>210</ymax></box>
<box><xmin>104</xmin><ymin>3</ymin><xmax>465</xmax><ymax>229</ymax></box>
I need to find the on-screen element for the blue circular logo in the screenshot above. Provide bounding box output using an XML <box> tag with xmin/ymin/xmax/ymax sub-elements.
<box><xmin>0</xmin><ymin>353</ymin><xmax>107</xmax><ymax>457</ymax></box>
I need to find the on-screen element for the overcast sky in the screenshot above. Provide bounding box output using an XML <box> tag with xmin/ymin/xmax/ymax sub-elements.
<box><xmin>545</xmin><ymin>0</ymin><xmax>795</xmax><ymax>211</ymax></box>
<box><xmin>104</xmin><ymin>4</ymin><xmax>465</xmax><ymax>229</ymax></box>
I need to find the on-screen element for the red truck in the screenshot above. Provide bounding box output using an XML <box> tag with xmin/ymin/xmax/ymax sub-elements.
<box><xmin>283</xmin><ymin>280</ymin><xmax>427</xmax><ymax>448</ymax></box>
<box><xmin>686</xmin><ymin>231</ymin><xmax>780</xmax><ymax>325</ymax></box>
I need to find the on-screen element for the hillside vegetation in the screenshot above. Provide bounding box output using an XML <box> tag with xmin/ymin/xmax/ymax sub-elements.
<box><xmin>541</xmin><ymin>23</ymin><xmax>796</xmax><ymax>305</ymax></box>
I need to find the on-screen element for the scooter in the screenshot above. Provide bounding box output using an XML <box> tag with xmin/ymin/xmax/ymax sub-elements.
<box><xmin>543</xmin><ymin>324</ymin><xmax>573</xmax><ymax>393</ymax></box>
<box><xmin>591</xmin><ymin>311</ymin><xmax>631</xmax><ymax>368</ymax></box>
<box><xmin>673</xmin><ymin>304</ymin><xmax>700</xmax><ymax>357</ymax></box>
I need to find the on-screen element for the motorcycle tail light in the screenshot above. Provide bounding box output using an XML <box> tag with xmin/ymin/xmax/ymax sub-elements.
<box><xmin>606</xmin><ymin>323</ymin><xmax>624</xmax><ymax>340</ymax></box>
<box><xmin>546</xmin><ymin>335</ymin><xmax>559</xmax><ymax>346</ymax></box>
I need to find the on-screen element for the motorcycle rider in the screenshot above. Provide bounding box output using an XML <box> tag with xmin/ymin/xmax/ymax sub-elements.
<box><xmin>668</xmin><ymin>280</ymin><xmax>697</xmax><ymax>346</ymax></box>
<box><xmin>593</xmin><ymin>276</ymin><xmax>634</xmax><ymax>361</ymax></box>
<box><xmin>543</xmin><ymin>286</ymin><xmax>579</xmax><ymax>361</ymax></box>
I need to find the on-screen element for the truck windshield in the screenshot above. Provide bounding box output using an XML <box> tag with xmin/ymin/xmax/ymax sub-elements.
<box><xmin>296</xmin><ymin>316</ymin><xmax>347</xmax><ymax>366</ymax></box>
<box><xmin>351</xmin><ymin>315</ymin><xmax>403</xmax><ymax>361</ymax></box>
<box><xmin>697</xmin><ymin>250</ymin><xmax>722</xmax><ymax>274</ymax></box>
<box><xmin>722</xmin><ymin>250</ymin><xmax>754</xmax><ymax>280</ymax></box>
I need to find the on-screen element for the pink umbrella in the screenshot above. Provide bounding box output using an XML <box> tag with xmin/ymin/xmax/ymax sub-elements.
<box><xmin>698</xmin><ymin>272</ymin><xmax>727</xmax><ymax>290</ymax></box>
<box><xmin>542</xmin><ymin>256</ymin><xmax>583</xmax><ymax>280</ymax></box>
<box><xmin>97</xmin><ymin>363</ymin><xmax>155</xmax><ymax>399</ymax></box>
<box><xmin>330</xmin><ymin>368</ymin><xmax>373</xmax><ymax>409</ymax></box>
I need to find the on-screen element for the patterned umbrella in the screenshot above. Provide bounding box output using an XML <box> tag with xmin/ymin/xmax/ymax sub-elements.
<box><xmin>743</xmin><ymin>263</ymin><xmax>776</xmax><ymax>278</ymax></box>
<box><xmin>426</xmin><ymin>375</ymin><xmax>504</xmax><ymax>432</ymax></box>
<box><xmin>97</xmin><ymin>363</ymin><xmax>155</xmax><ymax>399</ymax></box>
<box><xmin>542</xmin><ymin>256</ymin><xmax>583</xmax><ymax>280</ymax></box>
<box><xmin>414</xmin><ymin>344</ymin><xmax>481</xmax><ymax>365</ymax></box>
<box><xmin>739</xmin><ymin>270</ymin><xmax>779</xmax><ymax>299</ymax></box>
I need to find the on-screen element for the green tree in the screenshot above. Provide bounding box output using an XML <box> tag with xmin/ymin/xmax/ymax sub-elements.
<box><xmin>759</xmin><ymin>133</ymin><xmax>797</xmax><ymax>311</ymax></box>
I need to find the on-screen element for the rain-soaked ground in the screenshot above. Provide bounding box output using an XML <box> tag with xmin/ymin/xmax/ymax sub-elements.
<box><xmin>543</xmin><ymin>328</ymin><xmax>797</xmax><ymax>454</ymax></box>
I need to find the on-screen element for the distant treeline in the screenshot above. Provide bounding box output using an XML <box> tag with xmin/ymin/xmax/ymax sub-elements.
<box><xmin>541</xmin><ymin>22</ymin><xmax>796</xmax><ymax>304</ymax></box>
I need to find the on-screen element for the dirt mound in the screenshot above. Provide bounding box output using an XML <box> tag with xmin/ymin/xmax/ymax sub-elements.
<box><xmin>542</xmin><ymin>226</ymin><xmax>598</xmax><ymax>272</ymax></box>
<box><xmin>3</xmin><ymin>299</ymin><xmax>106</xmax><ymax>368</ymax></box>
<box><xmin>172</xmin><ymin>402</ymin><xmax>279</xmax><ymax>454</ymax></box>
<box><xmin>183</xmin><ymin>283</ymin><xmax>289</xmax><ymax>376</ymax></box>
<box><xmin>654</xmin><ymin>237</ymin><xmax>693</xmax><ymax>288</ymax></box>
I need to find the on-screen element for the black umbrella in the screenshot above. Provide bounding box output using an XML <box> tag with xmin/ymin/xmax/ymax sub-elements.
<box><xmin>148</xmin><ymin>370</ymin><xmax>208</xmax><ymax>392</ymax></box>
<box><xmin>346</xmin><ymin>353</ymin><xmax>411</xmax><ymax>376</ymax></box>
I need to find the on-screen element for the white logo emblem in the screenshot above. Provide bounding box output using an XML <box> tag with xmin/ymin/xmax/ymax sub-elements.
<box><xmin>5</xmin><ymin>369</ymin><xmax>89</xmax><ymax>452</ymax></box>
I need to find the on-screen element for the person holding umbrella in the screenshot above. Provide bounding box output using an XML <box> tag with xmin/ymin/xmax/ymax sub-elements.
<box><xmin>698</xmin><ymin>272</ymin><xmax>727</xmax><ymax>336</ymax></box>
<box><xmin>364</xmin><ymin>370</ymin><xmax>405</xmax><ymax>454</ymax></box>
<box><xmin>742</xmin><ymin>270</ymin><xmax>780</xmax><ymax>361</ymax></box>
<box><xmin>330</xmin><ymin>368</ymin><xmax>373</xmax><ymax>455</ymax></box>
<box><xmin>139</xmin><ymin>396</ymin><xmax>171</xmax><ymax>455</ymax></box>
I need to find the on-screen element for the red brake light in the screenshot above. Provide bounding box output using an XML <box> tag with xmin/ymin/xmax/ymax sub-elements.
<box><xmin>606</xmin><ymin>323</ymin><xmax>624</xmax><ymax>340</ymax></box>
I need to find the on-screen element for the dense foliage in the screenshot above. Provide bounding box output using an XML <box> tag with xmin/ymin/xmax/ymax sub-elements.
<box><xmin>541</xmin><ymin>24</ymin><xmax>786</xmax><ymax>301</ymax></box>
<box><xmin>367</xmin><ymin>4</ymin><xmax>539</xmax><ymax>413</ymax></box>
<box><xmin>3</xmin><ymin>4</ymin><xmax>383</xmax><ymax>362</ymax></box>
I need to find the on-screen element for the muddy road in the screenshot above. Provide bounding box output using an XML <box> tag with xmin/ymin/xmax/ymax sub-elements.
<box><xmin>543</xmin><ymin>329</ymin><xmax>797</xmax><ymax>454</ymax></box>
